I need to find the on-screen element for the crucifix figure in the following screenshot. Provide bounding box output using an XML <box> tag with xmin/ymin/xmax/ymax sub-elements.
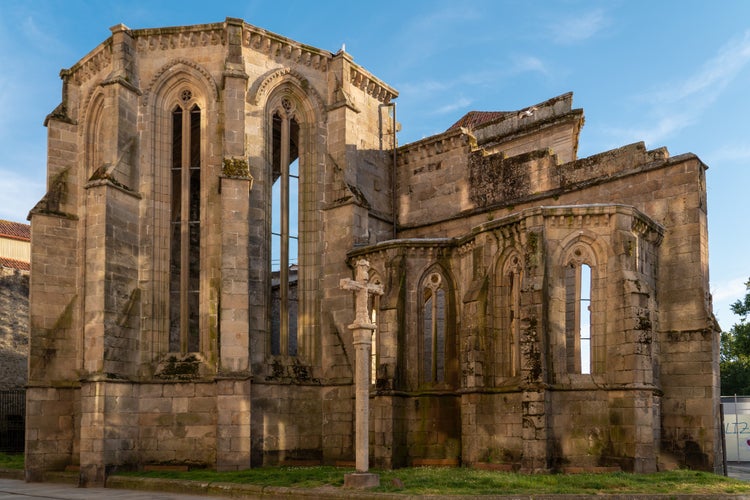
<box><xmin>340</xmin><ymin>259</ymin><xmax>383</xmax><ymax>328</ymax></box>
<box><xmin>339</xmin><ymin>259</ymin><xmax>383</xmax><ymax>488</ymax></box>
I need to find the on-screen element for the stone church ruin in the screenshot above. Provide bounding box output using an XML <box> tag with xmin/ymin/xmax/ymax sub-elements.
<box><xmin>27</xmin><ymin>18</ymin><xmax>721</xmax><ymax>484</ymax></box>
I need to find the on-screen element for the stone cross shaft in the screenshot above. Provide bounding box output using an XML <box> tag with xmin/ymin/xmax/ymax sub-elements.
<box><xmin>340</xmin><ymin>259</ymin><xmax>383</xmax><ymax>478</ymax></box>
<box><xmin>340</xmin><ymin>259</ymin><xmax>383</xmax><ymax>329</ymax></box>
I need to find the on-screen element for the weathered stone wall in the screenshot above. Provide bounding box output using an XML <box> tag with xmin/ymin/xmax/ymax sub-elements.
<box><xmin>27</xmin><ymin>215</ymin><xmax>80</xmax><ymax>384</ymax></box>
<box><xmin>475</xmin><ymin>95</ymin><xmax>582</xmax><ymax>165</ymax></box>
<box><xmin>28</xmin><ymin>17</ymin><xmax>718</xmax><ymax>481</ymax></box>
<box><xmin>546</xmin><ymin>390</ymin><xmax>659</xmax><ymax>472</ymax></box>
<box><xmin>404</xmin><ymin>395</ymin><xmax>461</xmax><ymax>464</ymax></box>
<box><xmin>396</xmin><ymin>131</ymin><xmax>474</xmax><ymax>228</ymax></box>
<box><xmin>24</xmin><ymin>387</ymin><xmax>80</xmax><ymax>480</ymax></box>
<box><xmin>0</xmin><ymin>270</ymin><xmax>28</xmax><ymax>390</ymax></box>
<box><xmin>137</xmin><ymin>382</ymin><xmax>218</xmax><ymax>467</ymax></box>
<box><xmin>250</xmin><ymin>384</ymin><xmax>324</xmax><ymax>466</ymax></box>
<box><xmin>322</xmin><ymin>386</ymin><xmax>355</xmax><ymax>464</ymax></box>
<box><xmin>461</xmin><ymin>392</ymin><xmax>523</xmax><ymax>465</ymax></box>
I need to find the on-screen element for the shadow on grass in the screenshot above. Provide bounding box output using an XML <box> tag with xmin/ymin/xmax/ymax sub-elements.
<box><xmin>114</xmin><ymin>466</ymin><xmax>750</xmax><ymax>496</ymax></box>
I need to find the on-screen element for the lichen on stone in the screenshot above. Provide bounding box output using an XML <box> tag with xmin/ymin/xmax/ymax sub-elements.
<box><xmin>222</xmin><ymin>157</ymin><xmax>250</xmax><ymax>178</ymax></box>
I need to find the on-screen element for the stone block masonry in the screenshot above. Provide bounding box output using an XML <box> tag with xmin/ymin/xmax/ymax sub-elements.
<box><xmin>26</xmin><ymin>17</ymin><xmax>720</xmax><ymax>485</ymax></box>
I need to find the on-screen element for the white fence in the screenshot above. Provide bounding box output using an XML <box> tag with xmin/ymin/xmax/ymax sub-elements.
<box><xmin>723</xmin><ymin>395</ymin><xmax>750</xmax><ymax>462</ymax></box>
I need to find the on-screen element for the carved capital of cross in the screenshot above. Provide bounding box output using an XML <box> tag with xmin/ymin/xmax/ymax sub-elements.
<box><xmin>340</xmin><ymin>259</ymin><xmax>383</xmax><ymax>332</ymax></box>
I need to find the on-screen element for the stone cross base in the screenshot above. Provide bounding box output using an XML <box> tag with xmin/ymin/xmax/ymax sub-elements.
<box><xmin>344</xmin><ymin>472</ymin><xmax>380</xmax><ymax>489</ymax></box>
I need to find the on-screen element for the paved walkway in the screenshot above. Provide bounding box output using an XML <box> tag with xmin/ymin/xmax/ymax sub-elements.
<box><xmin>729</xmin><ymin>462</ymin><xmax>750</xmax><ymax>482</ymax></box>
<box><xmin>0</xmin><ymin>477</ymin><xmax>220</xmax><ymax>500</ymax></box>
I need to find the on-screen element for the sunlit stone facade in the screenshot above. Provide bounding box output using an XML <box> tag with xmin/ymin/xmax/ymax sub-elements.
<box><xmin>27</xmin><ymin>18</ymin><xmax>721</xmax><ymax>485</ymax></box>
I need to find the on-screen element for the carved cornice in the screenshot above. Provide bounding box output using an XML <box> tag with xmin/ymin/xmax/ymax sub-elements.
<box><xmin>397</xmin><ymin>128</ymin><xmax>475</xmax><ymax>166</ymax></box>
<box><xmin>348</xmin><ymin>64</ymin><xmax>398</xmax><ymax>104</ymax></box>
<box><xmin>63</xmin><ymin>40</ymin><xmax>113</xmax><ymax>86</ymax></box>
<box><xmin>134</xmin><ymin>24</ymin><xmax>225</xmax><ymax>52</ymax></box>
<box><xmin>632</xmin><ymin>217</ymin><xmax>664</xmax><ymax>246</ymax></box>
<box><xmin>347</xmin><ymin>238</ymin><xmax>455</xmax><ymax>263</ymax></box>
<box><xmin>242</xmin><ymin>23</ymin><xmax>331</xmax><ymax>72</ymax></box>
<box><xmin>547</xmin><ymin>211</ymin><xmax>611</xmax><ymax>230</ymax></box>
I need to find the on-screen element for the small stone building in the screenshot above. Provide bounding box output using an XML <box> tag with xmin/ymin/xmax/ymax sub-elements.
<box><xmin>27</xmin><ymin>19</ymin><xmax>721</xmax><ymax>484</ymax></box>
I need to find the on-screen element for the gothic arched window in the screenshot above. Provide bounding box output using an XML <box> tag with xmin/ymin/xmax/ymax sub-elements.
<box><xmin>169</xmin><ymin>91</ymin><xmax>201</xmax><ymax>353</ymax></box>
<box><xmin>369</xmin><ymin>272</ymin><xmax>382</xmax><ymax>386</ymax></box>
<box><xmin>496</xmin><ymin>253</ymin><xmax>523</xmax><ymax>380</ymax></box>
<box><xmin>564</xmin><ymin>245</ymin><xmax>596</xmax><ymax>374</ymax></box>
<box><xmin>420</xmin><ymin>269</ymin><xmax>456</xmax><ymax>387</ymax></box>
<box><xmin>270</xmin><ymin>98</ymin><xmax>300</xmax><ymax>356</ymax></box>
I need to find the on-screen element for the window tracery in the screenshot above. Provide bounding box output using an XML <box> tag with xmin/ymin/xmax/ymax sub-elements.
<box><xmin>169</xmin><ymin>90</ymin><xmax>202</xmax><ymax>353</ymax></box>
<box><xmin>270</xmin><ymin>98</ymin><xmax>300</xmax><ymax>357</ymax></box>
<box><xmin>496</xmin><ymin>253</ymin><xmax>523</xmax><ymax>380</ymax></box>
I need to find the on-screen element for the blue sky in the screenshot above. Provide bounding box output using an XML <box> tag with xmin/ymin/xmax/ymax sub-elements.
<box><xmin>1</xmin><ymin>0</ymin><xmax>749</xmax><ymax>326</ymax></box>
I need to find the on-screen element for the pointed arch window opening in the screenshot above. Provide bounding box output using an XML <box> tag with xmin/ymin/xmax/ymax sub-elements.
<box><xmin>506</xmin><ymin>263</ymin><xmax>522</xmax><ymax>377</ymax></box>
<box><xmin>169</xmin><ymin>100</ymin><xmax>201</xmax><ymax>354</ymax></box>
<box><xmin>270</xmin><ymin>106</ymin><xmax>300</xmax><ymax>357</ymax></box>
<box><xmin>579</xmin><ymin>264</ymin><xmax>592</xmax><ymax>374</ymax></box>
<box><xmin>369</xmin><ymin>275</ymin><xmax>382</xmax><ymax>386</ymax></box>
<box><xmin>565</xmin><ymin>261</ymin><xmax>592</xmax><ymax>374</ymax></box>
<box><xmin>423</xmin><ymin>273</ymin><xmax>447</xmax><ymax>384</ymax></box>
<box><xmin>496</xmin><ymin>253</ymin><xmax>523</xmax><ymax>380</ymax></box>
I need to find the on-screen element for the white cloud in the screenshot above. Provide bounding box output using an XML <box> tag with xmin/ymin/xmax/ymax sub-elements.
<box><xmin>508</xmin><ymin>54</ymin><xmax>549</xmax><ymax>77</ymax></box>
<box><xmin>20</xmin><ymin>15</ymin><xmax>69</xmax><ymax>56</ymax></box>
<box><xmin>432</xmin><ymin>96</ymin><xmax>472</xmax><ymax>115</ymax></box>
<box><xmin>607</xmin><ymin>30</ymin><xmax>750</xmax><ymax>147</ymax></box>
<box><xmin>396</xmin><ymin>53</ymin><xmax>549</xmax><ymax>106</ymax></box>
<box><xmin>714</xmin><ymin>277</ymin><xmax>748</xmax><ymax>304</ymax></box>
<box><xmin>549</xmin><ymin>9</ymin><xmax>609</xmax><ymax>45</ymax></box>
<box><xmin>712</xmin><ymin>276</ymin><xmax>750</xmax><ymax>327</ymax></box>
<box><xmin>650</xmin><ymin>30</ymin><xmax>750</xmax><ymax>105</ymax></box>
<box><xmin>605</xmin><ymin>112</ymin><xmax>696</xmax><ymax>149</ymax></box>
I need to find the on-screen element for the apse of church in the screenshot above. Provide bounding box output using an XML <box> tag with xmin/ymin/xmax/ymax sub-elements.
<box><xmin>26</xmin><ymin>18</ymin><xmax>721</xmax><ymax>485</ymax></box>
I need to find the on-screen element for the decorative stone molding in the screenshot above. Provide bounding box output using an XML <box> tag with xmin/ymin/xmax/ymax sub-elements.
<box><xmin>397</xmin><ymin>128</ymin><xmax>474</xmax><ymax>166</ymax></box>
<box><xmin>631</xmin><ymin>217</ymin><xmax>664</xmax><ymax>245</ymax></box>
<box><xmin>348</xmin><ymin>65</ymin><xmax>397</xmax><ymax>104</ymax></box>
<box><xmin>63</xmin><ymin>40</ymin><xmax>113</xmax><ymax>86</ymax></box>
<box><xmin>134</xmin><ymin>25</ymin><xmax>225</xmax><ymax>52</ymax></box>
<box><xmin>142</xmin><ymin>58</ymin><xmax>219</xmax><ymax>106</ymax></box>
<box><xmin>248</xmin><ymin>67</ymin><xmax>326</xmax><ymax>117</ymax></box>
<box><xmin>242</xmin><ymin>24</ymin><xmax>331</xmax><ymax>72</ymax></box>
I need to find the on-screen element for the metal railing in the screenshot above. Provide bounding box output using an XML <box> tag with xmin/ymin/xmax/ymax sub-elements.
<box><xmin>0</xmin><ymin>390</ymin><xmax>25</xmax><ymax>453</ymax></box>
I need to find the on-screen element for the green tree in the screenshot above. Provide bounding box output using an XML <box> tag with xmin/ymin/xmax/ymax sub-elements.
<box><xmin>721</xmin><ymin>279</ymin><xmax>750</xmax><ymax>395</ymax></box>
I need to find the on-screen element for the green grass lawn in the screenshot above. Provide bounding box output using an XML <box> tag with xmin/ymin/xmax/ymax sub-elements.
<box><xmin>113</xmin><ymin>465</ymin><xmax>750</xmax><ymax>496</ymax></box>
<box><xmin>0</xmin><ymin>453</ymin><xmax>23</xmax><ymax>470</ymax></box>
<box><xmin>2</xmin><ymin>452</ymin><xmax>748</xmax><ymax>495</ymax></box>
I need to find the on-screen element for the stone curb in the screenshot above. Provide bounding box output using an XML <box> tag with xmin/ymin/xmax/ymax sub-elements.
<box><xmin>0</xmin><ymin>467</ymin><xmax>24</xmax><ymax>481</ymax></box>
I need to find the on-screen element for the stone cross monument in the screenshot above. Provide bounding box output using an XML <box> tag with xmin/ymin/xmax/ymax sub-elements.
<box><xmin>340</xmin><ymin>259</ymin><xmax>383</xmax><ymax>488</ymax></box>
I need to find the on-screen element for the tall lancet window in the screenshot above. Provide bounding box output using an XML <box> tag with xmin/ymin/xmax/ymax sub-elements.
<box><xmin>369</xmin><ymin>273</ymin><xmax>382</xmax><ymax>386</ymax></box>
<box><xmin>271</xmin><ymin>98</ymin><xmax>300</xmax><ymax>356</ymax></box>
<box><xmin>498</xmin><ymin>254</ymin><xmax>522</xmax><ymax>379</ymax></box>
<box><xmin>565</xmin><ymin>260</ymin><xmax>593</xmax><ymax>374</ymax></box>
<box><xmin>423</xmin><ymin>272</ymin><xmax>447</xmax><ymax>384</ymax></box>
<box><xmin>169</xmin><ymin>90</ymin><xmax>201</xmax><ymax>353</ymax></box>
